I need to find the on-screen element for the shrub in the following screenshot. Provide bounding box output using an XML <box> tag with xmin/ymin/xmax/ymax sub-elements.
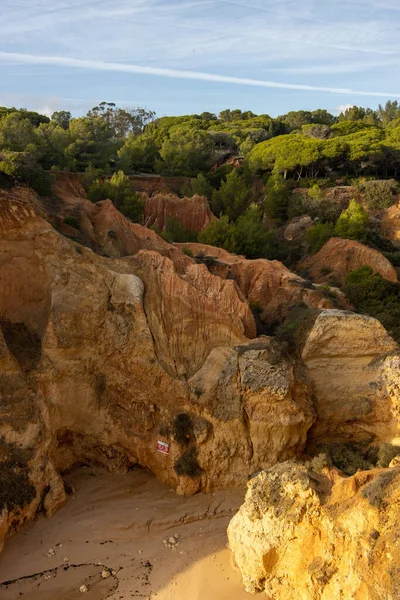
<box><xmin>182</xmin><ymin>173</ymin><xmax>214</xmax><ymax>199</ymax></box>
<box><xmin>87</xmin><ymin>171</ymin><xmax>144</xmax><ymax>223</ymax></box>
<box><xmin>318</xmin><ymin>442</ymin><xmax>373</xmax><ymax>475</ymax></box>
<box><xmin>308</xmin><ymin>184</ymin><xmax>324</xmax><ymax>201</ymax></box>
<box><xmin>363</xmin><ymin>179</ymin><xmax>397</xmax><ymax>210</ymax></box>
<box><xmin>63</xmin><ymin>215</ymin><xmax>80</xmax><ymax>229</ymax></box>
<box><xmin>264</xmin><ymin>174</ymin><xmax>289</xmax><ymax>221</ymax></box>
<box><xmin>211</xmin><ymin>169</ymin><xmax>250</xmax><ymax>220</ymax></box>
<box><xmin>234</xmin><ymin>204</ymin><xmax>278</xmax><ymax>259</ymax></box>
<box><xmin>344</xmin><ymin>267</ymin><xmax>400</xmax><ymax>342</ymax></box>
<box><xmin>305</xmin><ymin>223</ymin><xmax>334</xmax><ymax>253</ymax></box>
<box><xmin>174</xmin><ymin>446</ymin><xmax>202</xmax><ymax>478</ymax></box>
<box><xmin>198</xmin><ymin>215</ymin><xmax>237</xmax><ymax>252</ymax></box>
<box><xmin>162</xmin><ymin>217</ymin><xmax>197</xmax><ymax>243</ymax></box>
<box><xmin>0</xmin><ymin>440</ymin><xmax>36</xmax><ymax>511</ymax></box>
<box><xmin>334</xmin><ymin>199</ymin><xmax>369</xmax><ymax>241</ymax></box>
<box><xmin>361</xmin><ymin>471</ymin><xmax>396</xmax><ymax>507</ymax></box>
<box><xmin>0</xmin><ymin>151</ymin><xmax>52</xmax><ymax>196</ymax></box>
<box><xmin>172</xmin><ymin>413</ymin><xmax>194</xmax><ymax>446</ymax></box>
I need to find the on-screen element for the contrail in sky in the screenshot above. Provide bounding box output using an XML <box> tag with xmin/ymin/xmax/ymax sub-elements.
<box><xmin>1</xmin><ymin>51</ymin><xmax>399</xmax><ymax>98</ymax></box>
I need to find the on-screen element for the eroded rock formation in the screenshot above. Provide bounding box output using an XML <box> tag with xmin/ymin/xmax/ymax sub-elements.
<box><xmin>300</xmin><ymin>237</ymin><xmax>398</xmax><ymax>284</ymax></box>
<box><xmin>301</xmin><ymin>310</ymin><xmax>400</xmax><ymax>444</ymax></box>
<box><xmin>228</xmin><ymin>461</ymin><xmax>400</xmax><ymax>600</ymax></box>
<box><xmin>143</xmin><ymin>192</ymin><xmax>214</xmax><ymax>233</ymax></box>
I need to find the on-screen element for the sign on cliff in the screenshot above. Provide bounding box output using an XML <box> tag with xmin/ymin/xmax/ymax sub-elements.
<box><xmin>157</xmin><ymin>441</ymin><xmax>169</xmax><ymax>454</ymax></box>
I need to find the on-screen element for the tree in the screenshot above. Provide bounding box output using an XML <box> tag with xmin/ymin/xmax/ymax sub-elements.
<box><xmin>264</xmin><ymin>174</ymin><xmax>289</xmax><ymax>220</ymax></box>
<box><xmin>0</xmin><ymin>113</ymin><xmax>36</xmax><ymax>152</ymax></box>
<box><xmin>86</xmin><ymin>102</ymin><xmax>155</xmax><ymax>138</ymax></box>
<box><xmin>334</xmin><ymin>199</ymin><xmax>369</xmax><ymax>241</ymax></box>
<box><xmin>211</xmin><ymin>169</ymin><xmax>250</xmax><ymax>220</ymax></box>
<box><xmin>305</xmin><ymin>223</ymin><xmax>334</xmax><ymax>253</ymax></box>
<box><xmin>182</xmin><ymin>173</ymin><xmax>214</xmax><ymax>199</ymax></box>
<box><xmin>51</xmin><ymin>111</ymin><xmax>72</xmax><ymax>130</ymax></box>
<box><xmin>87</xmin><ymin>170</ymin><xmax>144</xmax><ymax>222</ymax></box>
<box><xmin>378</xmin><ymin>101</ymin><xmax>400</xmax><ymax>127</ymax></box>
<box><xmin>234</xmin><ymin>204</ymin><xmax>277</xmax><ymax>259</ymax></box>
<box><xmin>198</xmin><ymin>215</ymin><xmax>237</xmax><ymax>252</ymax></box>
<box><xmin>118</xmin><ymin>133</ymin><xmax>159</xmax><ymax>173</ymax></box>
<box><xmin>158</xmin><ymin>127</ymin><xmax>214</xmax><ymax>176</ymax></box>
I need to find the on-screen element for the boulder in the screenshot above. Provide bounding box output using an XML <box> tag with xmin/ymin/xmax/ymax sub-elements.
<box><xmin>300</xmin><ymin>237</ymin><xmax>398</xmax><ymax>284</ymax></box>
<box><xmin>228</xmin><ymin>461</ymin><xmax>400</xmax><ymax>600</ymax></box>
<box><xmin>301</xmin><ymin>310</ymin><xmax>400</xmax><ymax>443</ymax></box>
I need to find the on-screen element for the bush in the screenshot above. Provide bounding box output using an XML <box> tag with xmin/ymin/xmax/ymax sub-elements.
<box><xmin>363</xmin><ymin>179</ymin><xmax>397</xmax><ymax>210</ymax></box>
<box><xmin>344</xmin><ymin>267</ymin><xmax>400</xmax><ymax>342</ymax></box>
<box><xmin>172</xmin><ymin>413</ymin><xmax>194</xmax><ymax>446</ymax></box>
<box><xmin>87</xmin><ymin>171</ymin><xmax>144</xmax><ymax>223</ymax></box>
<box><xmin>174</xmin><ymin>446</ymin><xmax>202</xmax><ymax>478</ymax></box>
<box><xmin>361</xmin><ymin>471</ymin><xmax>396</xmax><ymax>507</ymax></box>
<box><xmin>305</xmin><ymin>223</ymin><xmax>334</xmax><ymax>253</ymax></box>
<box><xmin>234</xmin><ymin>204</ymin><xmax>278</xmax><ymax>259</ymax></box>
<box><xmin>0</xmin><ymin>151</ymin><xmax>52</xmax><ymax>196</ymax></box>
<box><xmin>308</xmin><ymin>184</ymin><xmax>324</xmax><ymax>201</ymax></box>
<box><xmin>198</xmin><ymin>215</ymin><xmax>237</xmax><ymax>252</ymax></box>
<box><xmin>334</xmin><ymin>199</ymin><xmax>369</xmax><ymax>241</ymax></box>
<box><xmin>211</xmin><ymin>169</ymin><xmax>250</xmax><ymax>220</ymax></box>
<box><xmin>317</xmin><ymin>442</ymin><xmax>373</xmax><ymax>475</ymax></box>
<box><xmin>63</xmin><ymin>215</ymin><xmax>80</xmax><ymax>229</ymax></box>
<box><xmin>264</xmin><ymin>174</ymin><xmax>289</xmax><ymax>221</ymax></box>
<box><xmin>182</xmin><ymin>173</ymin><xmax>214</xmax><ymax>199</ymax></box>
<box><xmin>162</xmin><ymin>217</ymin><xmax>197</xmax><ymax>243</ymax></box>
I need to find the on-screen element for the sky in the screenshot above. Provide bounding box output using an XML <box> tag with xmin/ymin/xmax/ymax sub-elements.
<box><xmin>1</xmin><ymin>0</ymin><xmax>400</xmax><ymax>119</ymax></box>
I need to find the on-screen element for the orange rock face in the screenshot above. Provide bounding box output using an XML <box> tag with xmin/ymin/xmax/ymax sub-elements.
<box><xmin>380</xmin><ymin>202</ymin><xmax>400</xmax><ymax>248</ymax></box>
<box><xmin>300</xmin><ymin>237</ymin><xmax>398</xmax><ymax>284</ymax></box>
<box><xmin>0</xmin><ymin>193</ymin><xmax>316</xmax><ymax>551</ymax></box>
<box><xmin>178</xmin><ymin>243</ymin><xmax>348</xmax><ymax>326</ymax></box>
<box><xmin>143</xmin><ymin>192</ymin><xmax>214</xmax><ymax>232</ymax></box>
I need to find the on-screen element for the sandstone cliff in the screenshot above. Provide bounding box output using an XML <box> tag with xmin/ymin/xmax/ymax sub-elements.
<box><xmin>143</xmin><ymin>192</ymin><xmax>214</xmax><ymax>233</ymax></box>
<box><xmin>228</xmin><ymin>461</ymin><xmax>400</xmax><ymax>600</ymax></box>
<box><xmin>300</xmin><ymin>237</ymin><xmax>398</xmax><ymax>284</ymax></box>
<box><xmin>0</xmin><ymin>193</ymin><xmax>316</xmax><ymax>550</ymax></box>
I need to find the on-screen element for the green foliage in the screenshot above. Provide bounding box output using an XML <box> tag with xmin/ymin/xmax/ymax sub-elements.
<box><xmin>158</xmin><ymin>127</ymin><xmax>214</xmax><ymax>176</ymax></box>
<box><xmin>87</xmin><ymin>171</ymin><xmax>144</xmax><ymax>223</ymax></box>
<box><xmin>162</xmin><ymin>217</ymin><xmax>197</xmax><ymax>243</ymax></box>
<box><xmin>363</xmin><ymin>179</ymin><xmax>397</xmax><ymax>210</ymax></box>
<box><xmin>334</xmin><ymin>199</ymin><xmax>369</xmax><ymax>241</ymax></box>
<box><xmin>198</xmin><ymin>215</ymin><xmax>237</xmax><ymax>252</ymax></box>
<box><xmin>63</xmin><ymin>216</ymin><xmax>80</xmax><ymax>229</ymax></box>
<box><xmin>344</xmin><ymin>268</ymin><xmax>400</xmax><ymax>342</ymax></box>
<box><xmin>182</xmin><ymin>173</ymin><xmax>214</xmax><ymax>199</ymax></box>
<box><xmin>211</xmin><ymin>169</ymin><xmax>250</xmax><ymax>220</ymax></box>
<box><xmin>264</xmin><ymin>174</ymin><xmax>289</xmax><ymax>220</ymax></box>
<box><xmin>234</xmin><ymin>204</ymin><xmax>277</xmax><ymax>259</ymax></box>
<box><xmin>118</xmin><ymin>133</ymin><xmax>159</xmax><ymax>173</ymax></box>
<box><xmin>199</xmin><ymin>205</ymin><xmax>279</xmax><ymax>260</ymax></box>
<box><xmin>51</xmin><ymin>110</ymin><xmax>72</xmax><ymax>129</ymax></box>
<box><xmin>0</xmin><ymin>151</ymin><xmax>52</xmax><ymax>196</ymax></box>
<box><xmin>308</xmin><ymin>184</ymin><xmax>324</xmax><ymax>201</ymax></box>
<box><xmin>305</xmin><ymin>223</ymin><xmax>334</xmax><ymax>253</ymax></box>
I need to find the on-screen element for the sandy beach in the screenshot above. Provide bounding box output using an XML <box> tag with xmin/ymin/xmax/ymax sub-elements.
<box><xmin>0</xmin><ymin>467</ymin><xmax>251</xmax><ymax>600</ymax></box>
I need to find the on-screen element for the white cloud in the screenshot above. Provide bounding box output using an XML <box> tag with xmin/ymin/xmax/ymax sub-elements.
<box><xmin>334</xmin><ymin>103</ymin><xmax>356</xmax><ymax>116</ymax></box>
<box><xmin>1</xmin><ymin>52</ymin><xmax>399</xmax><ymax>98</ymax></box>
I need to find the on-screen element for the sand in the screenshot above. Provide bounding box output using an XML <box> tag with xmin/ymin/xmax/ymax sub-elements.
<box><xmin>0</xmin><ymin>467</ymin><xmax>252</xmax><ymax>600</ymax></box>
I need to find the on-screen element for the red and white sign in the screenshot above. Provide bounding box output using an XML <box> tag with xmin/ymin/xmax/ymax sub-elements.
<box><xmin>157</xmin><ymin>441</ymin><xmax>169</xmax><ymax>454</ymax></box>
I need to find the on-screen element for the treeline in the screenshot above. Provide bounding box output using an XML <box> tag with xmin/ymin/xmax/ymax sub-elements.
<box><xmin>1</xmin><ymin>101</ymin><xmax>400</xmax><ymax>187</ymax></box>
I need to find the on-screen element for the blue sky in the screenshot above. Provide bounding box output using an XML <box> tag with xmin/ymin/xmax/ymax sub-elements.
<box><xmin>1</xmin><ymin>0</ymin><xmax>400</xmax><ymax>118</ymax></box>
